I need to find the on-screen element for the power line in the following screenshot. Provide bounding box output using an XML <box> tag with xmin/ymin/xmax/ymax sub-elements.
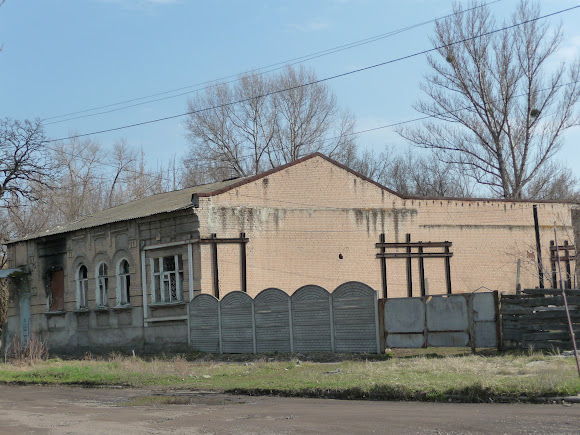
<box><xmin>46</xmin><ymin>4</ymin><xmax>580</xmax><ymax>144</ymax></box>
<box><xmin>180</xmin><ymin>77</ymin><xmax>580</xmax><ymax>168</ymax></box>
<box><xmin>42</xmin><ymin>0</ymin><xmax>504</xmax><ymax>125</ymax></box>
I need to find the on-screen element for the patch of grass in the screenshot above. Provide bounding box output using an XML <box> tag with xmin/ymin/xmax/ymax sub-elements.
<box><xmin>0</xmin><ymin>351</ymin><xmax>578</xmax><ymax>402</ymax></box>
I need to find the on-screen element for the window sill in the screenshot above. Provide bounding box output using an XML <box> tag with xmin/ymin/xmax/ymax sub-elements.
<box><xmin>73</xmin><ymin>308</ymin><xmax>90</xmax><ymax>315</ymax></box>
<box><xmin>112</xmin><ymin>304</ymin><xmax>132</xmax><ymax>311</ymax></box>
<box><xmin>44</xmin><ymin>310</ymin><xmax>66</xmax><ymax>317</ymax></box>
<box><xmin>93</xmin><ymin>306</ymin><xmax>110</xmax><ymax>313</ymax></box>
<box><xmin>148</xmin><ymin>301</ymin><xmax>186</xmax><ymax>309</ymax></box>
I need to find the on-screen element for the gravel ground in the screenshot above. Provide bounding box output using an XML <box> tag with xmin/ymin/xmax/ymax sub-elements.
<box><xmin>0</xmin><ymin>385</ymin><xmax>579</xmax><ymax>434</ymax></box>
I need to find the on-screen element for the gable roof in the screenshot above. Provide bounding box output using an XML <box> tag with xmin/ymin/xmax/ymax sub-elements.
<box><xmin>9</xmin><ymin>152</ymin><xmax>573</xmax><ymax>243</ymax></box>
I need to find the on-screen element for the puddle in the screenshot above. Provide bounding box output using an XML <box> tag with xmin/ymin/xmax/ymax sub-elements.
<box><xmin>119</xmin><ymin>393</ymin><xmax>246</xmax><ymax>407</ymax></box>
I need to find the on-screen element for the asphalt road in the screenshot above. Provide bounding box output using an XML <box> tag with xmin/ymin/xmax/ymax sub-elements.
<box><xmin>0</xmin><ymin>385</ymin><xmax>579</xmax><ymax>434</ymax></box>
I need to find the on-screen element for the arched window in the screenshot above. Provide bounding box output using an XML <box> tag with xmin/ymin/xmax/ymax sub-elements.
<box><xmin>76</xmin><ymin>265</ymin><xmax>88</xmax><ymax>309</ymax></box>
<box><xmin>96</xmin><ymin>263</ymin><xmax>108</xmax><ymax>307</ymax></box>
<box><xmin>116</xmin><ymin>259</ymin><xmax>131</xmax><ymax>306</ymax></box>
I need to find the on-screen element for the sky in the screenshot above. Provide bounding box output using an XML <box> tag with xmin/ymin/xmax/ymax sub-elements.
<box><xmin>1</xmin><ymin>0</ymin><xmax>580</xmax><ymax>182</ymax></box>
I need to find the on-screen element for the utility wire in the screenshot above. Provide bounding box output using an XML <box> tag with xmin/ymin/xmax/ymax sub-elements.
<box><xmin>46</xmin><ymin>4</ymin><xmax>580</xmax><ymax>143</ymax></box>
<box><xmin>44</xmin><ymin>76</ymin><xmax>580</xmax><ymax>186</ymax></box>
<box><xmin>42</xmin><ymin>0</ymin><xmax>504</xmax><ymax>124</ymax></box>
<box><xmin>176</xmin><ymin>74</ymin><xmax>580</xmax><ymax>167</ymax></box>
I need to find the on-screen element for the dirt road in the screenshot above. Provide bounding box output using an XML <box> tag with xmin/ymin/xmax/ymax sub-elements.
<box><xmin>0</xmin><ymin>385</ymin><xmax>578</xmax><ymax>434</ymax></box>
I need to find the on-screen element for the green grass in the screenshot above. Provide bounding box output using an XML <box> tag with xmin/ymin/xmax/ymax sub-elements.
<box><xmin>0</xmin><ymin>350</ymin><xmax>579</xmax><ymax>402</ymax></box>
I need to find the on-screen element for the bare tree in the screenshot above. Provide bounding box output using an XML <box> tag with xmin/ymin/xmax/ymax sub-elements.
<box><xmin>267</xmin><ymin>66</ymin><xmax>357</xmax><ymax>167</ymax></box>
<box><xmin>184</xmin><ymin>72</ymin><xmax>275</xmax><ymax>180</ymax></box>
<box><xmin>51</xmin><ymin>137</ymin><xmax>107</xmax><ymax>222</ymax></box>
<box><xmin>0</xmin><ymin>118</ymin><xmax>53</xmax><ymax>205</ymax></box>
<box><xmin>349</xmin><ymin>146</ymin><xmax>474</xmax><ymax>198</ymax></box>
<box><xmin>183</xmin><ymin>66</ymin><xmax>356</xmax><ymax>184</ymax></box>
<box><xmin>0</xmin><ymin>117</ymin><xmax>53</xmax><ymax>286</ymax></box>
<box><xmin>398</xmin><ymin>1</ymin><xmax>580</xmax><ymax>199</ymax></box>
<box><xmin>107</xmin><ymin>139</ymin><xmax>138</xmax><ymax>207</ymax></box>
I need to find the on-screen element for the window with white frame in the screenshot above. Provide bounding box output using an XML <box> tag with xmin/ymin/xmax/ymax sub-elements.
<box><xmin>150</xmin><ymin>255</ymin><xmax>183</xmax><ymax>303</ymax></box>
<box><xmin>96</xmin><ymin>262</ymin><xmax>109</xmax><ymax>307</ymax></box>
<box><xmin>116</xmin><ymin>259</ymin><xmax>131</xmax><ymax>306</ymax></box>
<box><xmin>76</xmin><ymin>265</ymin><xmax>88</xmax><ymax>309</ymax></box>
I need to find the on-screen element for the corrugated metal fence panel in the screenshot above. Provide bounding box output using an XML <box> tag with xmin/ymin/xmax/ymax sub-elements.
<box><xmin>254</xmin><ymin>288</ymin><xmax>291</xmax><ymax>353</ymax></box>
<box><xmin>189</xmin><ymin>294</ymin><xmax>220</xmax><ymax>352</ymax></box>
<box><xmin>292</xmin><ymin>285</ymin><xmax>332</xmax><ymax>352</ymax></box>
<box><xmin>332</xmin><ymin>282</ymin><xmax>378</xmax><ymax>353</ymax></box>
<box><xmin>220</xmin><ymin>291</ymin><xmax>255</xmax><ymax>354</ymax></box>
<box><xmin>472</xmin><ymin>292</ymin><xmax>497</xmax><ymax>348</ymax></box>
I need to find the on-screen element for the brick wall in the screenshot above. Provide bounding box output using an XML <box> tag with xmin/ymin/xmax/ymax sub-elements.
<box><xmin>195</xmin><ymin>155</ymin><xmax>573</xmax><ymax>298</ymax></box>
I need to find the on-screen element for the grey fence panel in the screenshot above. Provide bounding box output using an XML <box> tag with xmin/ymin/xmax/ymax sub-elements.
<box><xmin>220</xmin><ymin>291</ymin><xmax>255</xmax><ymax>354</ymax></box>
<box><xmin>292</xmin><ymin>285</ymin><xmax>332</xmax><ymax>352</ymax></box>
<box><xmin>254</xmin><ymin>288</ymin><xmax>291</xmax><ymax>353</ymax></box>
<box><xmin>428</xmin><ymin>332</ymin><xmax>469</xmax><ymax>347</ymax></box>
<box><xmin>332</xmin><ymin>282</ymin><xmax>379</xmax><ymax>353</ymax></box>
<box><xmin>383</xmin><ymin>292</ymin><xmax>499</xmax><ymax>349</ymax></box>
<box><xmin>189</xmin><ymin>294</ymin><xmax>220</xmax><ymax>353</ymax></box>
<box><xmin>472</xmin><ymin>293</ymin><xmax>495</xmax><ymax>321</ymax></box>
<box><xmin>387</xmin><ymin>333</ymin><xmax>425</xmax><ymax>348</ymax></box>
<box><xmin>426</xmin><ymin>295</ymin><xmax>468</xmax><ymax>332</ymax></box>
<box><xmin>474</xmin><ymin>322</ymin><xmax>497</xmax><ymax>347</ymax></box>
<box><xmin>385</xmin><ymin>298</ymin><xmax>424</xmax><ymax>333</ymax></box>
<box><xmin>189</xmin><ymin>282</ymin><xmax>385</xmax><ymax>354</ymax></box>
<box><xmin>472</xmin><ymin>292</ymin><xmax>497</xmax><ymax>347</ymax></box>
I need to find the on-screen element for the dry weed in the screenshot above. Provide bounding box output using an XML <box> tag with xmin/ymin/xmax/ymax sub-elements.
<box><xmin>7</xmin><ymin>333</ymin><xmax>48</xmax><ymax>365</ymax></box>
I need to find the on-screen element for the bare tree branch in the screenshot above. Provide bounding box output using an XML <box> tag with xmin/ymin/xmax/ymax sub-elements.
<box><xmin>182</xmin><ymin>66</ymin><xmax>357</xmax><ymax>183</ymax></box>
<box><xmin>398</xmin><ymin>0</ymin><xmax>580</xmax><ymax>199</ymax></box>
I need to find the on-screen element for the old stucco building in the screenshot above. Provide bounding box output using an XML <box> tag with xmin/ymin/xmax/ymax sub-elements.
<box><xmin>1</xmin><ymin>153</ymin><xmax>575</xmax><ymax>354</ymax></box>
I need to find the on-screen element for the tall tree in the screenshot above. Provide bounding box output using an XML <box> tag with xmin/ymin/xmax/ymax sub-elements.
<box><xmin>183</xmin><ymin>66</ymin><xmax>356</xmax><ymax>183</ymax></box>
<box><xmin>0</xmin><ymin>118</ymin><xmax>53</xmax><ymax>265</ymax></box>
<box><xmin>398</xmin><ymin>0</ymin><xmax>580</xmax><ymax>199</ymax></box>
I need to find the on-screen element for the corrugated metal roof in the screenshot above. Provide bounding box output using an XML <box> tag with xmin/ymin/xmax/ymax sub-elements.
<box><xmin>12</xmin><ymin>177</ymin><xmax>247</xmax><ymax>243</ymax></box>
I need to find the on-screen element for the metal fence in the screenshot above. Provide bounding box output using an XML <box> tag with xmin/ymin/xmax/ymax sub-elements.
<box><xmin>380</xmin><ymin>292</ymin><xmax>499</xmax><ymax>349</ymax></box>
<box><xmin>189</xmin><ymin>281</ymin><xmax>381</xmax><ymax>354</ymax></box>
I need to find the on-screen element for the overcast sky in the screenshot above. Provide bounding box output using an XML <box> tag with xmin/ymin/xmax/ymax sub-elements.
<box><xmin>1</xmin><ymin>0</ymin><xmax>579</xmax><ymax>181</ymax></box>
